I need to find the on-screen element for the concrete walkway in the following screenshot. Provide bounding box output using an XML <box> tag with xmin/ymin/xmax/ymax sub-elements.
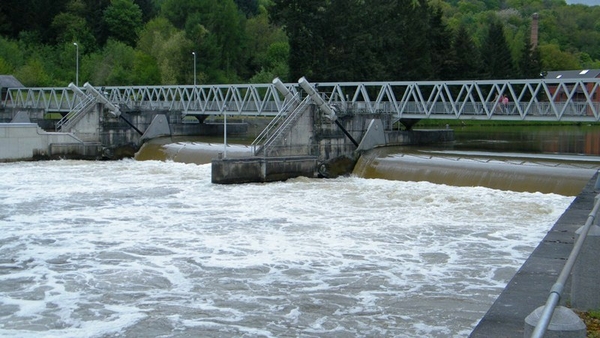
<box><xmin>469</xmin><ymin>172</ymin><xmax>599</xmax><ymax>337</ymax></box>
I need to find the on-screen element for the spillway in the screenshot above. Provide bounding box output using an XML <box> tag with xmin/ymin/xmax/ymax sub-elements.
<box><xmin>354</xmin><ymin>147</ymin><xmax>600</xmax><ymax>196</ymax></box>
<box><xmin>135</xmin><ymin>139</ymin><xmax>253</xmax><ymax>165</ymax></box>
<box><xmin>135</xmin><ymin>140</ymin><xmax>600</xmax><ymax>196</ymax></box>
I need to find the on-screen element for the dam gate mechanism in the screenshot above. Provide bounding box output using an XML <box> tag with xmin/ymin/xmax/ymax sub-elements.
<box><xmin>210</xmin><ymin>77</ymin><xmax>453</xmax><ymax>184</ymax></box>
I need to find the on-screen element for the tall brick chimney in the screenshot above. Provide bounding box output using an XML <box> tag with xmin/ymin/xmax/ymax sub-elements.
<box><xmin>531</xmin><ymin>13</ymin><xmax>539</xmax><ymax>49</ymax></box>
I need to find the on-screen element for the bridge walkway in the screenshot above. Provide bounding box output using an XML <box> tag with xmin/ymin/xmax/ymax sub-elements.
<box><xmin>3</xmin><ymin>78</ymin><xmax>600</xmax><ymax>123</ymax></box>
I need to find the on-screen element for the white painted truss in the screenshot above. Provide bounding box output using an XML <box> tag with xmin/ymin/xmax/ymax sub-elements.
<box><xmin>3</xmin><ymin>78</ymin><xmax>600</xmax><ymax>122</ymax></box>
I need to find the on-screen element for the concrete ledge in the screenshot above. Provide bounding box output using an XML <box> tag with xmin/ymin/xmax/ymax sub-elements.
<box><xmin>211</xmin><ymin>156</ymin><xmax>317</xmax><ymax>184</ymax></box>
<box><xmin>469</xmin><ymin>172</ymin><xmax>599</xmax><ymax>337</ymax></box>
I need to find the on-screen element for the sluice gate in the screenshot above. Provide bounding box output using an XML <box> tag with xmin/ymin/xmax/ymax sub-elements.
<box><xmin>211</xmin><ymin>78</ymin><xmax>453</xmax><ymax>184</ymax></box>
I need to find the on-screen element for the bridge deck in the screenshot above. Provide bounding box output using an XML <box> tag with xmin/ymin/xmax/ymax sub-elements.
<box><xmin>3</xmin><ymin>78</ymin><xmax>600</xmax><ymax>122</ymax></box>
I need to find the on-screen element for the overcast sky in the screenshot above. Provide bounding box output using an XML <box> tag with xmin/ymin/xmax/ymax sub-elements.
<box><xmin>566</xmin><ymin>0</ymin><xmax>600</xmax><ymax>5</ymax></box>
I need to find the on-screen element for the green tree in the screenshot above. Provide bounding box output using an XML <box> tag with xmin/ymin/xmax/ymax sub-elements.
<box><xmin>136</xmin><ymin>0</ymin><xmax>161</xmax><ymax>22</ymax></box>
<box><xmin>539</xmin><ymin>43</ymin><xmax>580</xmax><ymax>71</ymax></box>
<box><xmin>103</xmin><ymin>0</ymin><xmax>143</xmax><ymax>47</ymax></box>
<box><xmin>429</xmin><ymin>6</ymin><xmax>454</xmax><ymax>80</ymax></box>
<box><xmin>51</xmin><ymin>0</ymin><xmax>97</xmax><ymax>50</ymax></box>
<box><xmin>137</xmin><ymin>17</ymin><xmax>178</xmax><ymax>55</ymax></box>
<box><xmin>132</xmin><ymin>51</ymin><xmax>161</xmax><ymax>84</ymax></box>
<box><xmin>457</xmin><ymin>0</ymin><xmax>487</xmax><ymax>14</ymax></box>
<box><xmin>449</xmin><ymin>24</ymin><xmax>482</xmax><ymax>80</ymax></box>
<box><xmin>15</xmin><ymin>57</ymin><xmax>51</xmax><ymax>86</ymax></box>
<box><xmin>89</xmin><ymin>39</ymin><xmax>136</xmax><ymax>85</ymax></box>
<box><xmin>137</xmin><ymin>18</ymin><xmax>193</xmax><ymax>84</ymax></box>
<box><xmin>245</xmin><ymin>5</ymin><xmax>288</xmax><ymax>79</ymax></box>
<box><xmin>579</xmin><ymin>52</ymin><xmax>600</xmax><ymax>69</ymax></box>
<box><xmin>0</xmin><ymin>36</ymin><xmax>24</xmax><ymax>71</ymax></box>
<box><xmin>162</xmin><ymin>0</ymin><xmax>246</xmax><ymax>83</ymax></box>
<box><xmin>249</xmin><ymin>41</ymin><xmax>289</xmax><ymax>83</ymax></box>
<box><xmin>82</xmin><ymin>0</ymin><xmax>111</xmax><ymax>47</ymax></box>
<box><xmin>234</xmin><ymin>0</ymin><xmax>259</xmax><ymax>17</ymax></box>
<box><xmin>368</xmin><ymin>0</ymin><xmax>434</xmax><ymax>81</ymax></box>
<box><xmin>0</xmin><ymin>0</ymin><xmax>70</xmax><ymax>43</ymax></box>
<box><xmin>270</xmin><ymin>0</ymin><xmax>327</xmax><ymax>81</ymax></box>
<box><xmin>480</xmin><ymin>20</ymin><xmax>516</xmax><ymax>79</ymax></box>
<box><xmin>0</xmin><ymin>58</ymin><xmax>13</xmax><ymax>74</ymax></box>
<box><xmin>316</xmin><ymin>0</ymin><xmax>364</xmax><ymax>81</ymax></box>
<box><xmin>263</xmin><ymin>41</ymin><xmax>289</xmax><ymax>77</ymax></box>
<box><xmin>518</xmin><ymin>33</ymin><xmax>542</xmax><ymax>79</ymax></box>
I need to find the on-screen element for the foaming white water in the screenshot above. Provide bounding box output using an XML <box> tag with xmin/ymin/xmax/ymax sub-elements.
<box><xmin>0</xmin><ymin>160</ymin><xmax>573</xmax><ymax>337</ymax></box>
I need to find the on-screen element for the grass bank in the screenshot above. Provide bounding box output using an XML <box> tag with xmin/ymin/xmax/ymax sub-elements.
<box><xmin>413</xmin><ymin>119</ymin><xmax>600</xmax><ymax>128</ymax></box>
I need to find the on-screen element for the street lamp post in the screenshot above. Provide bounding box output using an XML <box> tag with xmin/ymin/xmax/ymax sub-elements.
<box><xmin>192</xmin><ymin>51</ymin><xmax>196</xmax><ymax>86</ymax></box>
<box><xmin>223</xmin><ymin>105</ymin><xmax>227</xmax><ymax>158</ymax></box>
<box><xmin>73</xmin><ymin>42</ymin><xmax>79</xmax><ymax>86</ymax></box>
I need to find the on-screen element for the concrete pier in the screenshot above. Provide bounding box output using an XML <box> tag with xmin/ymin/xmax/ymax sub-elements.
<box><xmin>469</xmin><ymin>172</ymin><xmax>599</xmax><ymax>337</ymax></box>
<box><xmin>211</xmin><ymin>156</ymin><xmax>318</xmax><ymax>184</ymax></box>
<box><xmin>211</xmin><ymin>78</ymin><xmax>455</xmax><ymax>184</ymax></box>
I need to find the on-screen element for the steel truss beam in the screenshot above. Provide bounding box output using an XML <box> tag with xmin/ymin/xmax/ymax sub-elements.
<box><xmin>3</xmin><ymin>79</ymin><xmax>600</xmax><ymax>122</ymax></box>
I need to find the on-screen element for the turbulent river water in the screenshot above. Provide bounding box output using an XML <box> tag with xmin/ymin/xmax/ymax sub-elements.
<box><xmin>1</xmin><ymin>145</ymin><xmax>587</xmax><ymax>337</ymax></box>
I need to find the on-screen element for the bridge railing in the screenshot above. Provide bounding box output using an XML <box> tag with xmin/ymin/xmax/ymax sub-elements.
<box><xmin>4</xmin><ymin>78</ymin><xmax>600</xmax><ymax>122</ymax></box>
<box><xmin>3</xmin><ymin>86</ymin><xmax>82</xmax><ymax>111</ymax></box>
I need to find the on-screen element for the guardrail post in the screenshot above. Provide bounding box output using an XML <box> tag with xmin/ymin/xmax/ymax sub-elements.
<box><xmin>524</xmin><ymin>306</ymin><xmax>586</xmax><ymax>337</ymax></box>
<box><xmin>594</xmin><ymin>171</ymin><xmax>600</xmax><ymax>190</ymax></box>
<box><xmin>571</xmin><ymin>209</ymin><xmax>600</xmax><ymax>310</ymax></box>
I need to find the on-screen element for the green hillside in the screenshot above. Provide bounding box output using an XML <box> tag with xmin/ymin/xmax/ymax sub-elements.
<box><xmin>0</xmin><ymin>0</ymin><xmax>598</xmax><ymax>86</ymax></box>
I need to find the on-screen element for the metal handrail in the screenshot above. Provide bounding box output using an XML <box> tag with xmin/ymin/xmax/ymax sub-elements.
<box><xmin>253</xmin><ymin>97</ymin><xmax>311</xmax><ymax>156</ymax></box>
<box><xmin>530</xmin><ymin>192</ymin><xmax>600</xmax><ymax>338</ymax></box>
<box><xmin>261</xmin><ymin>97</ymin><xmax>310</xmax><ymax>149</ymax></box>
<box><xmin>55</xmin><ymin>95</ymin><xmax>95</xmax><ymax>131</ymax></box>
<box><xmin>251</xmin><ymin>94</ymin><xmax>302</xmax><ymax>154</ymax></box>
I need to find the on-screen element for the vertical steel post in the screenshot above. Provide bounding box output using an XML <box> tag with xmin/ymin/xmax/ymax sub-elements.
<box><xmin>73</xmin><ymin>42</ymin><xmax>79</xmax><ymax>87</ymax></box>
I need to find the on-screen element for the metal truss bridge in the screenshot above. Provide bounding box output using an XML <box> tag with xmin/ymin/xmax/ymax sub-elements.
<box><xmin>3</xmin><ymin>78</ymin><xmax>600</xmax><ymax>122</ymax></box>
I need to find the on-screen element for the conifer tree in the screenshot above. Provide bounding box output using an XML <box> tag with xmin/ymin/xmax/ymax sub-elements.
<box><xmin>518</xmin><ymin>33</ymin><xmax>542</xmax><ymax>79</ymax></box>
<box><xmin>270</xmin><ymin>0</ymin><xmax>326</xmax><ymax>81</ymax></box>
<box><xmin>429</xmin><ymin>6</ymin><xmax>454</xmax><ymax>80</ymax></box>
<box><xmin>480</xmin><ymin>20</ymin><xmax>516</xmax><ymax>79</ymax></box>
<box><xmin>450</xmin><ymin>24</ymin><xmax>482</xmax><ymax>80</ymax></box>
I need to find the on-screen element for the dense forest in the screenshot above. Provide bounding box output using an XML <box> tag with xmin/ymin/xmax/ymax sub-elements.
<box><xmin>0</xmin><ymin>0</ymin><xmax>599</xmax><ymax>86</ymax></box>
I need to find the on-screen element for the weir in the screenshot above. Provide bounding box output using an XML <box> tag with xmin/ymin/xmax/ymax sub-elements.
<box><xmin>211</xmin><ymin>77</ymin><xmax>453</xmax><ymax>184</ymax></box>
<box><xmin>352</xmin><ymin>147</ymin><xmax>600</xmax><ymax>196</ymax></box>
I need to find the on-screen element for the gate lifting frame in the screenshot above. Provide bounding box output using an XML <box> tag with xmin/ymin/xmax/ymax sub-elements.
<box><xmin>3</xmin><ymin>78</ymin><xmax>600</xmax><ymax>122</ymax></box>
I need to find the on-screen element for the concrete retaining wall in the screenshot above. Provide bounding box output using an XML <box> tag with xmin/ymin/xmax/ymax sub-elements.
<box><xmin>1</xmin><ymin>106</ymin><xmax>251</xmax><ymax>161</ymax></box>
<box><xmin>0</xmin><ymin>123</ymin><xmax>100</xmax><ymax>162</ymax></box>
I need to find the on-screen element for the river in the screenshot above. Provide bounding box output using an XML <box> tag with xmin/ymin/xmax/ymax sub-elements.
<box><xmin>0</xmin><ymin>125</ymin><xmax>598</xmax><ymax>337</ymax></box>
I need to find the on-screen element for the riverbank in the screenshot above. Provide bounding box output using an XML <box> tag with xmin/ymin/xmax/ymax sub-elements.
<box><xmin>414</xmin><ymin>119</ymin><xmax>600</xmax><ymax>128</ymax></box>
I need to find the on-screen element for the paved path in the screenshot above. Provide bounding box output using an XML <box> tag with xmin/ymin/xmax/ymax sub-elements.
<box><xmin>469</xmin><ymin>172</ymin><xmax>599</xmax><ymax>337</ymax></box>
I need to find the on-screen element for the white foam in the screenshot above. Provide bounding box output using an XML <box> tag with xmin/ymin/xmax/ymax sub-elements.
<box><xmin>0</xmin><ymin>160</ymin><xmax>574</xmax><ymax>337</ymax></box>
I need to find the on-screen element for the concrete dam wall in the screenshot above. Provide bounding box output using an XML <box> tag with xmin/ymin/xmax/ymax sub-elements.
<box><xmin>1</xmin><ymin>79</ymin><xmax>454</xmax><ymax>185</ymax></box>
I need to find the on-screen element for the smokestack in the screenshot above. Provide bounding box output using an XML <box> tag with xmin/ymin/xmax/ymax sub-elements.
<box><xmin>531</xmin><ymin>13</ymin><xmax>539</xmax><ymax>49</ymax></box>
